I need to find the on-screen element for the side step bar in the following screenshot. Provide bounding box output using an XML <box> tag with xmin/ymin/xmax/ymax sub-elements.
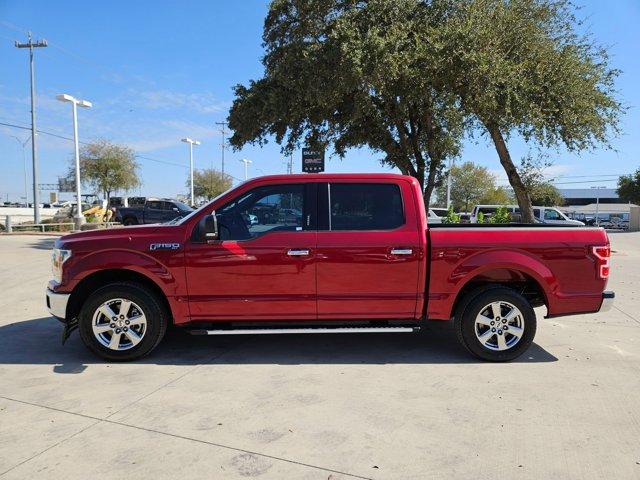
<box><xmin>189</xmin><ymin>326</ymin><xmax>419</xmax><ymax>336</ymax></box>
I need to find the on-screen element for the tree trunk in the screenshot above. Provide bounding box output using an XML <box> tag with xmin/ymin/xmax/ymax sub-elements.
<box><xmin>485</xmin><ymin>123</ymin><xmax>535</xmax><ymax>223</ymax></box>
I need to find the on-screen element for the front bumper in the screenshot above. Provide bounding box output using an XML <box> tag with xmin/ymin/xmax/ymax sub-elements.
<box><xmin>46</xmin><ymin>288</ymin><xmax>70</xmax><ymax>320</ymax></box>
<box><xmin>600</xmin><ymin>291</ymin><xmax>615</xmax><ymax>313</ymax></box>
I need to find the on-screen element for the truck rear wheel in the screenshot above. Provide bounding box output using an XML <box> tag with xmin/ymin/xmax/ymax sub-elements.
<box><xmin>78</xmin><ymin>282</ymin><xmax>168</xmax><ymax>361</ymax></box>
<box><xmin>122</xmin><ymin>217</ymin><xmax>137</xmax><ymax>226</ymax></box>
<box><xmin>454</xmin><ymin>286</ymin><xmax>536</xmax><ymax>362</ymax></box>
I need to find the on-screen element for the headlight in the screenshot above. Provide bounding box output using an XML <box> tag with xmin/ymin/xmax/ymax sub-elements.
<box><xmin>51</xmin><ymin>248</ymin><xmax>72</xmax><ymax>284</ymax></box>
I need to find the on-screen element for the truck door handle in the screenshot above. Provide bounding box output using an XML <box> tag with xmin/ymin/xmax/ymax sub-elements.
<box><xmin>287</xmin><ymin>249</ymin><xmax>310</xmax><ymax>256</ymax></box>
<box><xmin>390</xmin><ymin>248</ymin><xmax>413</xmax><ymax>255</ymax></box>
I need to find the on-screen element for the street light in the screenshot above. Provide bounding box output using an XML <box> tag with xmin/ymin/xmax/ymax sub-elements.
<box><xmin>239</xmin><ymin>158</ymin><xmax>253</xmax><ymax>180</ymax></box>
<box><xmin>181</xmin><ymin>138</ymin><xmax>200</xmax><ymax>206</ymax></box>
<box><xmin>56</xmin><ymin>94</ymin><xmax>92</xmax><ymax>229</ymax></box>
<box><xmin>446</xmin><ymin>157</ymin><xmax>455</xmax><ymax>209</ymax></box>
<box><xmin>591</xmin><ymin>186</ymin><xmax>607</xmax><ymax>227</ymax></box>
<box><xmin>10</xmin><ymin>135</ymin><xmax>30</xmax><ymax>205</ymax></box>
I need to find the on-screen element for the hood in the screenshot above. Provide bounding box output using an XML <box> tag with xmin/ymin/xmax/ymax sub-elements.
<box><xmin>56</xmin><ymin>224</ymin><xmax>182</xmax><ymax>251</ymax></box>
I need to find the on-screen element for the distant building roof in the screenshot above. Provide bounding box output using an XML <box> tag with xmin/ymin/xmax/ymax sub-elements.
<box><xmin>560</xmin><ymin>203</ymin><xmax>636</xmax><ymax>213</ymax></box>
<box><xmin>559</xmin><ymin>188</ymin><xmax>618</xmax><ymax>199</ymax></box>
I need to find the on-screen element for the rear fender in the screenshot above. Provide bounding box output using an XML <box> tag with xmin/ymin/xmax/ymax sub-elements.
<box><xmin>441</xmin><ymin>249</ymin><xmax>556</xmax><ymax>319</ymax></box>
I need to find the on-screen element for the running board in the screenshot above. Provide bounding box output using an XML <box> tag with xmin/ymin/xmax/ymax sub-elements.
<box><xmin>188</xmin><ymin>326</ymin><xmax>419</xmax><ymax>336</ymax></box>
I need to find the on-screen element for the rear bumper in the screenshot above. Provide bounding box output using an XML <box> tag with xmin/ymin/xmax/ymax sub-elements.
<box><xmin>600</xmin><ymin>291</ymin><xmax>615</xmax><ymax>313</ymax></box>
<box><xmin>46</xmin><ymin>288</ymin><xmax>70</xmax><ymax>320</ymax></box>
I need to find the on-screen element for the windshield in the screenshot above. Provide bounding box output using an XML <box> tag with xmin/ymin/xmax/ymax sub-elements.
<box><xmin>173</xmin><ymin>184</ymin><xmax>241</xmax><ymax>225</ymax></box>
<box><xmin>173</xmin><ymin>200</ymin><xmax>194</xmax><ymax>212</ymax></box>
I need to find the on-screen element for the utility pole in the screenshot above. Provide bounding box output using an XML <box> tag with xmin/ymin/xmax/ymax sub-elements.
<box><xmin>591</xmin><ymin>186</ymin><xmax>606</xmax><ymax>227</ymax></box>
<box><xmin>15</xmin><ymin>32</ymin><xmax>47</xmax><ymax>224</ymax></box>
<box><xmin>215</xmin><ymin>121</ymin><xmax>228</xmax><ymax>176</ymax></box>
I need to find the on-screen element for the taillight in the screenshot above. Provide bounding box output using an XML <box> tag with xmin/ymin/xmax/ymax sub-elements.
<box><xmin>592</xmin><ymin>245</ymin><xmax>610</xmax><ymax>279</ymax></box>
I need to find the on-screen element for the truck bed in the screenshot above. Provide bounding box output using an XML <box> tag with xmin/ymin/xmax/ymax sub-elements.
<box><xmin>426</xmin><ymin>225</ymin><xmax>609</xmax><ymax>319</ymax></box>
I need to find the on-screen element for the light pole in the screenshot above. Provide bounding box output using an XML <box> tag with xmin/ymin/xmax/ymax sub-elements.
<box><xmin>591</xmin><ymin>186</ymin><xmax>606</xmax><ymax>227</ymax></box>
<box><xmin>11</xmin><ymin>135</ymin><xmax>30</xmax><ymax>204</ymax></box>
<box><xmin>56</xmin><ymin>94</ymin><xmax>92</xmax><ymax>229</ymax></box>
<box><xmin>181</xmin><ymin>138</ymin><xmax>200</xmax><ymax>206</ymax></box>
<box><xmin>240</xmin><ymin>158</ymin><xmax>253</xmax><ymax>180</ymax></box>
<box><xmin>15</xmin><ymin>32</ymin><xmax>48</xmax><ymax>223</ymax></box>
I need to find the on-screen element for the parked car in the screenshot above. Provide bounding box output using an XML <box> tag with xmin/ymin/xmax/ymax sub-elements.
<box><xmin>427</xmin><ymin>209</ymin><xmax>442</xmax><ymax>224</ymax></box>
<box><xmin>114</xmin><ymin>198</ymin><xmax>193</xmax><ymax>225</ymax></box>
<box><xmin>430</xmin><ymin>207</ymin><xmax>449</xmax><ymax>218</ymax></box>
<box><xmin>471</xmin><ymin>205</ymin><xmax>584</xmax><ymax>225</ymax></box>
<box><xmin>46</xmin><ymin>173</ymin><xmax>613</xmax><ymax>362</ymax></box>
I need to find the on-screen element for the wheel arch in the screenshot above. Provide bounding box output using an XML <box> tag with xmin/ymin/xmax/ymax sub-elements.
<box><xmin>66</xmin><ymin>269</ymin><xmax>173</xmax><ymax>323</ymax></box>
<box><xmin>444</xmin><ymin>251</ymin><xmax>557</xmax><ymax>315</ymax></box>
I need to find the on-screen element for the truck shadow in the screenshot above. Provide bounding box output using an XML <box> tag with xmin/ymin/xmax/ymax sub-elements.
<box><xmin>0</xmin><ymin>317</ymin><xmax>557</xmax><ymax>372</ymax></box>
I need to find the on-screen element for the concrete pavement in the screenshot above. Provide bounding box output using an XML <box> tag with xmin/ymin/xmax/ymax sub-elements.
<box><xmin>0</xmin><ymin>233</ymin><xmax>638</xmax><ymax>479</ymax></box>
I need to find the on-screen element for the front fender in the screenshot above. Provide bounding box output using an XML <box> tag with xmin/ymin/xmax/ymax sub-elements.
<box><xmin>64</xmin><ymin>248</ymin><xmax>182</xmax><ymax>297</ymax></box>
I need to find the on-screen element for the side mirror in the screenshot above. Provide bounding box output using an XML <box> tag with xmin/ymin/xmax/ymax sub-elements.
<box><xmin>197</xmin><ymin>211</ymin><xmax>218</xmax><ymax>242</ymax></box>
<box><xmin>172</xmin><ymin>207</ymin><xmax>179</xmax><ymax>212</ymax></box>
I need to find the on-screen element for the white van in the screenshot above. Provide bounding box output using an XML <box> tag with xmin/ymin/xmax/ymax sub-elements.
<box><xmin>470</xmin><ymin>205</ymin><xmax>584</xmax><ymax>225</ymax></box>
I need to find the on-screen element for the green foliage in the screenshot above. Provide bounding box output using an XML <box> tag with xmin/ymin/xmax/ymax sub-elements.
<box><xmin>436</xmin><ymin>161</ymin><xmax>514</xmax><ymax>212</ymax></box>
<box><xmin>519</xmin><ymin>154</ymin><xmax>564</xmax><ymax>206</ymax></box>
<box><xmin>529</xmin><ymin>183</ymin><xmax>564</xmax><ymax>206</ymax></box>
<box><xmin>489</xmin><ymin>206</ymin><xmax>511</xmax><ymax>224</ymax></box>
<box><xmin>617</xmin><ymin>168</ymin><xmax>640</xmax><ymax>204</ymax></box>
<box><xmin>228</xmin><ymin>0</ymin><xmax>464</xmax><ymax>206</ymax></box>
<box><xmin>477</xmin><ymin>211</ymin><xmax>485</xmax><ymax>224</ymax></box>
<box><xmin>190</xmin><ymin>169</ymin><xmax>233</xmax><ymax>201</ymax></box>
<box><xmin>431</xmin><ymin>0</ymin><xmax>623</xmax><ymax>222</ymax></box>
<box><xmin>481</xmin><ymin>186</ymin><xmax>514</xmax><ymax>206</ymax></box>
<box><xmin>72</xmin><ymin>139</ymin><xmax>141</xmax><ymax>204</ymax></box>
<box><xmin>443</xmin><ymin>205</ymin><xmax>461</xmax><ymax>224</ymax></box>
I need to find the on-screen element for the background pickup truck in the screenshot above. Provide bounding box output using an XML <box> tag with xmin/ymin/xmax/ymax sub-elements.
<box><xmin>46</xmin><ymin>173</ymin><xmax>614</xmax><ymax>362</ymax></box>
<box><xmin>114</xmin><ymin>198</ymin><xmax>194</xmax><ymax>225</ymax></box>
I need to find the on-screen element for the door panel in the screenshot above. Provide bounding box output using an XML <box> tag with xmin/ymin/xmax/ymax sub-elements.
<box><xmin>184</xmin><ymin>183</ymin><xmax>317</xmax><ymax>321</ymax></box>
<box><xmin>185</xmin><ymin>232</ymin><xmax>317</xmax><ymax>320</ymax></box>
<box><xmin>316</xmin><ymin>181</ymin><xmax>421</xmax><ymax>319</ymax></box>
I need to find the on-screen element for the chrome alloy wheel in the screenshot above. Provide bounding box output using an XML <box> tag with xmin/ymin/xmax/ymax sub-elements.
<box><xmin>474</xmin><ymin>301</ymin><xmax>525</xmax><ymax>351</ymax></box>
<box><xmin>92</xmin><ymin>298</ymin><xmax>147</xmax><ymax>351</ymax></box>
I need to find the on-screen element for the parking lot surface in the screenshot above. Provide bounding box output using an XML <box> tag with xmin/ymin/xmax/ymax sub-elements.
<box><xmin>0</xmin><ymin>233</ymin><xmax>638</xmax><ymax>480</ymax></box>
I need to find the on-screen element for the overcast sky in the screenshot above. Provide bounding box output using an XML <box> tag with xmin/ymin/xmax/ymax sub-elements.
<box><xmin>1</xmin><ymin>0</ymin><xmax>638</xmax><ymax>202</ymax></box>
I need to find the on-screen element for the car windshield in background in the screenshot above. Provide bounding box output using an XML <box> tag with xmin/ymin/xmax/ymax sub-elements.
<box><xmin>173</xmin><ymin>201</ymin><xmax>194</xmax><ymax>212</ymax></box>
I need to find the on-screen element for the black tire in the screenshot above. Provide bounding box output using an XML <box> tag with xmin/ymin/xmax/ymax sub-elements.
<box><xmin>454</xmin><ymin>286</ymin><xmax>537</xmax><ymax>362</ymax></box>
<box><xmin>122</xmin><ymin>217</ymin><xmax>137</xmax><ymax>226</ymax></box>
<box><xmin>78</xmin><ymin>282</ymin><xmax>168</xmax><ymax>361</ymax></box>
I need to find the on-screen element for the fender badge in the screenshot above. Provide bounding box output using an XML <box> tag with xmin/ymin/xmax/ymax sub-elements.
<box><xmin>149</xmin><ymin>243</ymin><xmax>181</xmax><ymax>251</ymax></box>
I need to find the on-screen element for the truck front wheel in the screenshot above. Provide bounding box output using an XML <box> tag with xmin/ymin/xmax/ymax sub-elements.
<box><xmin>454</xmin><ymin>286</ymin><xmax>537</xmax><ymax>362</ymax></box>
<box><xmin>78</xmin><ymin>282</ymin><xmax>168</xmax><ymax>361</ymax></box>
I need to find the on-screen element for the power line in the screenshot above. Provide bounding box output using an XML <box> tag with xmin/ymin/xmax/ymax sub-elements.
<box><xmin>1</xmin><ymin>120</ymin><xmax>245</xmax><ymax>184</ymax></box>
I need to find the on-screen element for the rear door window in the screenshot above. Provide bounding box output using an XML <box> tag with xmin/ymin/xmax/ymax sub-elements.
<box><xmin>328</xmin><ymin>183</ymin><xmax>404</xmax><ymax>231</ymax></box>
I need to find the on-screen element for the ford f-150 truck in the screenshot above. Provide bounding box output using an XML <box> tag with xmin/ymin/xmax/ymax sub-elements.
<box><xmin>46</xmin><ymin>174</ymin><xmax>614</xmax><ymax>362</ymax></box>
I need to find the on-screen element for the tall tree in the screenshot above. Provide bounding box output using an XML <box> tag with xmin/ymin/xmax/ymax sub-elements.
<box><xmin>71</xmin><ymin>139</ymin><xmax>141</xmax><ymax>204</ymax></box>
<box><xmin>434</xmin><ymin>0</ymin><xmax>623</xmax><ymax>222</ymax></box>
<box><xmin>617</xmin><ymin>168</ymin><xmax>640</xmax><ymax>204</ymax></box>
<box><xmin>436</xmin><ymin>161</ymin><xmax>512</xmax><ymax>211</ymax></box>
<box><xmin>190</xmin><ymin>169</ymin><xmax>233</xmax><ymax>201</ymax></box>
<box><xmin>228</xmin><ymin>0</ymin><xmax>463</xmax><ymax>207</ymax></box>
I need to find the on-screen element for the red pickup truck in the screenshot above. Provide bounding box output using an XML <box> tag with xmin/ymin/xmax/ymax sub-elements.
<box><xmin>46</xmin><ymin>173</ymin><xmax>614</xmax><ymax>362</ymax></box>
